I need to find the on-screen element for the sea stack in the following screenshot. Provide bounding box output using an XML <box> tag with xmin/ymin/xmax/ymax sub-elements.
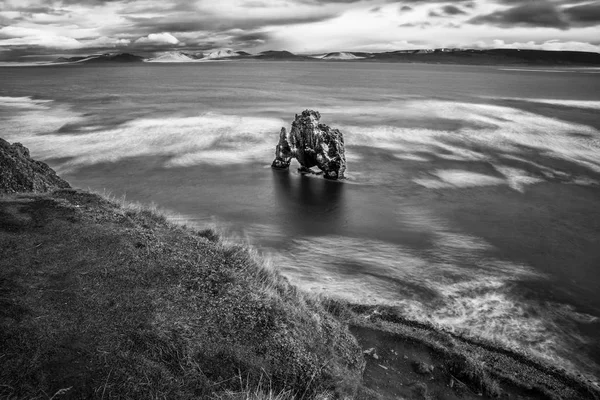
<box><xmin>271</xmin><ymin>110</ymin><xmax>346</xmax><ymax>180</ymax></box>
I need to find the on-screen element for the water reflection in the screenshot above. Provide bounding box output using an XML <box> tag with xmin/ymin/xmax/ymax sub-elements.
<box><xmin>271</xmin><ymin>169</ymin><xmax>347</xmax><ymax>236</ymax></box>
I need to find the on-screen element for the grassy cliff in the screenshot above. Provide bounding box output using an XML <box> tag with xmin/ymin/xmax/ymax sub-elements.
<box><xmin>0</xmin><ymin>188</ymin><xmax>365</xmax><ymax>399</ymax></box>
<box><xmin>3</xmin><ymin>138</ymin><xmax>599</xmax><ymax>400</ymax></box>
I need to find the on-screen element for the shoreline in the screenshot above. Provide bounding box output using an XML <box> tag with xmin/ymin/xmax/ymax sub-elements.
<box><xmin>2</xmin><ymin>138</ymin><xmax>599</xmax><ymax>399</ymax></box>
<box><xmin>2</xmin><ymin>187</ymin><xmax>599</xmax><ymax>399</ymax></box>
<box><xmin>340</xmin><ymin>303</ymin><xmax>600</xmax><ymax>399</ymax></box>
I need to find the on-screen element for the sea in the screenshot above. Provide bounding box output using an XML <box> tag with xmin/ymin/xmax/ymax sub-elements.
<box><xmin>1</xmin><ymin>61</ymin><xmax>599</xmax><ymax>383</ymax></box>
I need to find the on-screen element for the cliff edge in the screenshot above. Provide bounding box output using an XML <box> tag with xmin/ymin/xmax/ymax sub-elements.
<box><xmin>0</xmin><ymin>138</ymin><xmax>366</xmax><ymax>399</ymax></box>
<box><xmin>0</xmin><ymin>138</ymin><xmax>70</xmax><ymax>194</ymax></box>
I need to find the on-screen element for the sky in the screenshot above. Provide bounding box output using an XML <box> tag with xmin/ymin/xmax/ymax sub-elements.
<box><xmin>0</xmin><ymin>0</ymin><xmax>599</xmax><ymax>60</ymax></box>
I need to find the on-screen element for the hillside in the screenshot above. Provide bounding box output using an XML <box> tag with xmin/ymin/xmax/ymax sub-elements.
<box><xmin>0</xmin><ymin>138</ymin><xmax>70</xmax><ymax>193</ymax></box>
<box><xmin>0</xmin><ymin>139</ymin><xmax>366</xmax><ymax>399</ymax></box>
<box><xmin>2</xmin><ymin>139</ymin><xmax>599</xmax><ymax>400</ymax></box>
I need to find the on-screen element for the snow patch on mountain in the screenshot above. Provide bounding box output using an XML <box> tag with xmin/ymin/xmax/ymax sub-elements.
<box><xmin>320</xmin><ymin>52</ymin><xmax>365</xmax><ymax>60</ymax></box>
<box><xmin>146</xmin><ymin>52</ymin><xmax>196</xmax><ymax>63</ymax></box>
<box><xmin>202</xmin><ymin>49</ymin><xmax>244</xmax><ymax>60</ymax></box>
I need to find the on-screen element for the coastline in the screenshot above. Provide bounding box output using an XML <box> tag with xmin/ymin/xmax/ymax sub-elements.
<box><xmin>341</xmin><ymin>303</ymin><xmax>600</xmax><ymax>399</ymax></box>
<box><xmin>1</xmin><ymin>156</ymin><xmax>599</xmax><ymax>399</ymax></box>
<box><xmin>0</xmin><ymin>188</ymin><xmax>366</xmax><ymax>399</ymax></box>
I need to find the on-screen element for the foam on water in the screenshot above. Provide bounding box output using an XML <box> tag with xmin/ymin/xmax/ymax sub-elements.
<box><xmin>343</xmin><ymin>101</ymin><xmax>598</xmax><ymax>162</ymax></box>
<box><xmin>0</xmin><ymin>97</ymin><xmax>285</xmax><ymax>173</ymax></box>
<box><xmin>263</xmin><ymin>204</ymin><xmax>599</xmax><ymax>379</ymax></box>
<box><xmin>413</xmin><ymin>167</ymin><xmax>544</xmax><ymax>192</ymax></box>
<box><xmin>2</xmin><ymin>96</ymin><xmax>599</xmax><ymax>186</ymax></box>
<box><xmin>1</xmin><ymin>96</ymin><xmax>86</xmax><ymax>141</ymax></box>
<box><xmin>501</xmin><ymin>154</ymin><xmax>600</xmax><ymax>186</ymax></box>
<box><xmin>0</xmin><ymin>96</ymin><xmax>52</xmax><ymax>108</ymax></box>
<box><xmin>393</xmin><ymin>153</ymin><xmax>429</xmax><ymax>162</ymax></box>
<box><xmin>486</xmin><ymin>97</ymin><xmax>600</xmax><ymax>110</ymax></box>
<box><xmin>414</xmin><ymin>170</ymin><xmax>506</xmax><ymax>189</ymax></box>
<box><xmin>267</xmin><ymin>233</ymin><xmax>585</xmax><ymax>371</ymax></box>
<box><xmin>493</xmin><ymin>166</ymin><xmax>545</xmax><ymax>192</ymax></box>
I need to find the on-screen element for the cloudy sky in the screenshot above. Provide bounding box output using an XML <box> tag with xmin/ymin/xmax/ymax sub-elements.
<box><xmin>0</xmin><ymin>0</ymin><xmax>599</xmax><ymax>60</ymax></box>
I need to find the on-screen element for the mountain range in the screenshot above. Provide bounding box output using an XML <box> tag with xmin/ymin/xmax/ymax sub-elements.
<box><xmin>51</xmin><ymin>48</ymin><xmax>600</xmax><ymax>66</ymax></box>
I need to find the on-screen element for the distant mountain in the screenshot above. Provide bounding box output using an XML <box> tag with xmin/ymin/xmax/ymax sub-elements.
<box><xmin>146</xmin><ymin>51</ymin><xmax>196</xmax><ymax>63</ymax></box>
<box><xmin>320</xmin><ymin>52</ymin><xmax>366</xmax><ymax>60</ymax></box>
<box><xmin>365</xmin><ymin>48</ymin><xmax>600</xmax><ymax>65</ymax></box>
<box><xmin>201</xmin><ymin>49</ymin><xmax>248</xmax><ymax>60</ymax></box>
<box><xmin>53</xmin><ymin>53</ymin><xmax>144</xmax><ymax>64</ymax></box>
<box><xmin>53</xmin><ymin>56</ymin><xmax>88</xmax><ymax>63</ymax></box>
<box><xmin>254</xmin><ymin>50</ymin><xmax>313</xmax><ymax>61</ymax></box>
<box><xmin>49</xmin><ymin>49</ymin><xmax>600</xmax><ymax>67</ymax></box>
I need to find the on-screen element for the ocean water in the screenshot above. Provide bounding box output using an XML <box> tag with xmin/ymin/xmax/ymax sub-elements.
<box><xmin>1</xmin><ymin>62</ymin><xmax>599</xmax><ymax>383</ymax></box>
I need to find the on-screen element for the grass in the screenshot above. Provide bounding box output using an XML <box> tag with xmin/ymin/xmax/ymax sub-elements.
<box><xmin>3</xmin><ymin>187</ymin><xmax>598</xmax><ymax>400</ymax></box>
<box><xmin>211</xmin><ymin>372</ymin><xmax>334</xmax><ymax>400</ymax></box>
<box><xmin>0</xmin><ymin>188</ymin><xmax>365</xmax><ymax>399</ymax></box>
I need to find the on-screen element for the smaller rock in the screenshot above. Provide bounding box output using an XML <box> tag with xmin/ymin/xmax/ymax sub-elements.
<box><xmin>412</xmin><ymin>361</ymin><xmax>434</xmax><ymax>375</ymax></box>
<box><xmin>363</xmin><ymin>347</ymin><xmax>380</xmax><ymax>359</ymax></box>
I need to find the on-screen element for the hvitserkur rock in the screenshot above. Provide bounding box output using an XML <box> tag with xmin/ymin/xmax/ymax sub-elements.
<box><xmin>271</xmin><ymin>110</ymin><xmax>346</xmax><ymax>180</ymax></box>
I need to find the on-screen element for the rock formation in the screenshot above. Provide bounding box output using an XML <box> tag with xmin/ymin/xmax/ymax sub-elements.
<box><xmin>0</xmin><ymin>138</ymin><xmax>70</xmax><ymax>194</ymax></box>
<box><xmin>271</xmin><ymin>110</ymin><xmax>347</xmax><ymax>180</ymax></box>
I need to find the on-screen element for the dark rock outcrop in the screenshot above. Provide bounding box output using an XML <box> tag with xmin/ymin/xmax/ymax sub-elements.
<box><xmin>271</xmin><ymin>110</ymin><xmax>346</xmax><ymax>180</ymax></box>
<box><xmin>0</xmin><ymin>138</ymin><xmax>70</xmax><ymax>194</ymax></box>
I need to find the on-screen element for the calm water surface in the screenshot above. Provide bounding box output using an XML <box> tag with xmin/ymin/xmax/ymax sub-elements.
<box><xmin>1</xmin><ymin>62</ymin><xmax>599</xmax><ymax>381</ymax></box>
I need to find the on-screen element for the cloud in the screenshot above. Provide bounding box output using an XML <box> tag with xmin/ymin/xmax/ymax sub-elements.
<box><xmin>298</xmin><ymin>0</ymin><xmax>362</xmax><ymax>3</ymax></box>
<box><xmin>0</xmin><ymin>0</ymin><xmax>598</xmax><ymax>59</ymax></box>
<box><xmin>469</xmin><ymin>1</ymin><xmax>569</xmax><ymax>29</ymax></box>
<box><xmin>134</xmin><ymin>32</ymin><xmax>179</xmax><ymax>45</ymax></box>
<box><xmin>392</xmin><ymin>0</ymin><xmax>471</xmax><ymax>2</ymax></box>
<box><xmin>228</xmin><ymin>30</ymin><xmax>271</xmax><ymax>46</ymax></box>
<box><xmin>442</xmin><ymin>5</ymin><xmax>467</xmax><ymax>15</ymax></box>
<box><xmin>564</xmin><ymin>2</ymin><xmax>600</xmax><ymax>27</ymax></box>
<box><xmin>83</xmin><ymin>36</ymin><xmax>131</xmax><ymax>47</ymax></box>
<box><xmin>0</xmin><ymin>26</ymin><xmax>82</xmax><ymax>49</ymax></box>
<box><xmin>430</xmin><ymin>4</ymin><xmax>467</xmax><ymax>17</ymax></box>
<box><xmin>123</xmin><ymin>12</ymin><xmax>340</xmax><ymax>35</ymax></box>
<box><xmin>53</xmin><ymin>0</ymin><xmax>125</xmax><ymax>5</ymax></box>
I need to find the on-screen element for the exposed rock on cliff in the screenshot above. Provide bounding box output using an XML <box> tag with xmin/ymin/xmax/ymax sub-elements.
<box><xmin>0</xmin><ymin>138</ymin><xmax>70</xmax><ymax>194</ymax></box>
<box><xmin>271</xmin><ymin>110</ymin><xmax>347</xmax><ymax>180</ymax></box>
